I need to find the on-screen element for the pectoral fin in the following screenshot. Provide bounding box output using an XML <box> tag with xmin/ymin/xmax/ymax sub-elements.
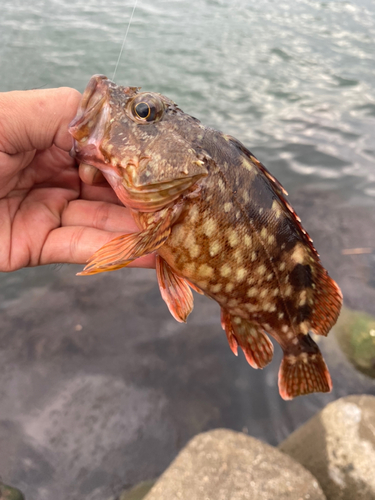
<box><xmin>156</xmin><ymin>255</ymin><xmax>195</xmax><ymax>323</ymax></box>
<box><xmin>78</xmin><ymin>213</ymin><xmax>172</xmax><ymax>276</ymax></box>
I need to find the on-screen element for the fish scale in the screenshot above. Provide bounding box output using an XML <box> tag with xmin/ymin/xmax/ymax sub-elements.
<box><xmin>69</xmin><ymin>74</ymin><xmax>342</xmax><ymax>400</ymax></box>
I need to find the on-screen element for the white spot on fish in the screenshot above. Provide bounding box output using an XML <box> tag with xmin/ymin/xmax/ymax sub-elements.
<box><xmin>257</xmin><ymin>264</ymin><xmax>266</xmax><ymax>276</ymax></box>
<box><xmin>272</xmin><ymin>199</ymin><xmax>282</xmax><ymax>219</ymax></box>
<box><xmin>244</xmin><ymin>234</ymin><xmax>252</xmax><ymax>247</ymax></box>
<box><xmin>220</xmin><ymin>263</ymin><xmax>232</xmax><ymax>277</ymax></box>
<box><xmin>199</xmin><ymin>264</ymin><xmax>214</xmax><ymax>278</ymax></box>
<box><xmin>291</xmin><ymin>244</ymin><xmax>305</xmax><ymax>264</ymax></box>
<box><xmin>299</xmin><ymin>321</ymin><xmax>310</xmax><ymax>334</ymax></box>
<box><xmin>209</xmin><ymin>240</ymin><xmax>221</xmax><ymax>257</ymax></box>
<box><xmin>236</xmin><ymin>267</ymin><xmax>247</xmax><ymax>282</ymax></box>
<box><xmin>203</xmin><ymin>218</ymin><xmax>217</xmax><ymax>238</ymax></box>
<box><xmin>228</xmin><ymin>229</ymin><xmax>239</xmax><ymax>247</ymax></box>
<box><xmin>247</xmin><ymin>287</ymin><xmax>257</xmax><ymax>297</ymax></box>
<box><xmin>211</xmin><ymin>283</ymin><xmax>222</xmax><ymax>293</ymax></box>
<box><xmin>299</xmin><ymin>290</ymin><xmax>307</xmax><ymax>306</ymax></box>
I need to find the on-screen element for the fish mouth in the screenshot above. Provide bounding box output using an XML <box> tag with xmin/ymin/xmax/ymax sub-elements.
<box><xmin>69</xmin><ymin>74</ymin><xmax>111</xmax><ymax>166</ymax></box>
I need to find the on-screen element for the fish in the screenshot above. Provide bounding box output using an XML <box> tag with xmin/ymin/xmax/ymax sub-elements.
<box><xmin>69</xmin><ymin>74</ymin><xmax>343</xmax><ymax>400</ymax></box>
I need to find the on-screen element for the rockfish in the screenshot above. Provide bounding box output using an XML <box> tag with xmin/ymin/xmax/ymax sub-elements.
<box><xmin>69</xmin><ymin>75</ymin><xmax>342</xmax><ymax>399</ymax></box>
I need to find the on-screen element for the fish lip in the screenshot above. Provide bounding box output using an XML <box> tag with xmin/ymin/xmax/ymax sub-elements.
<box><xmin>68</xmin><ymin>75</ymin><xmax>112</xmax><ymax>163</ymax></box>
<box><xmin>69</xmin><ymin>75</ymin><xmax>109</xmax><ymax>131</ymax></box>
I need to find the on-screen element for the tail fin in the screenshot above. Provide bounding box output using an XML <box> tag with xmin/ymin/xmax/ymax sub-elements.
<box><xmin>278</xmin><ymin>335</ymin><xmax>332</xmax><ymax>400</ymax></box>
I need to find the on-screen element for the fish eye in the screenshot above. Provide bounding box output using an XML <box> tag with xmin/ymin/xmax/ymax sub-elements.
<box><xmin>129</xmin><ymin>93</ymin><xmax>165</xmax><ymax>123</ymax></box>
<box><xmin>134</xmin><ymin>102</ymin><xmax>151</xmax><ymax>119</ymax></box>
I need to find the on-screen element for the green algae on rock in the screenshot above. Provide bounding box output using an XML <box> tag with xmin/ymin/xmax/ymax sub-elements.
<box><xmin>335</xmin><ymin>307</ymin><xmax>375</xmax><ymax>378</ymax></box>
<box><xmin>0</xmin><ymin>482</ymin><xmax>25</xmax><ymax>500</ymax></box>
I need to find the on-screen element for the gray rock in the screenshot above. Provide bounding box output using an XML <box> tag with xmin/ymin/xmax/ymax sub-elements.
<box><xmin>279</xmin><ymin>395</ymin><xmax>375</xmax><ymax>500</ymax></box>
<box><xmin>144</xmin><ymin>429</ymin><xmax>326</xmax><ymax>500</ymax></box>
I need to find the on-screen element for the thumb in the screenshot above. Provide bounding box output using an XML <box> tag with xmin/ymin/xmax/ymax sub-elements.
<box><xmin>0</xmin><ymin>87</ymin><xmax>82</xmax><ymax>154</ymax></box>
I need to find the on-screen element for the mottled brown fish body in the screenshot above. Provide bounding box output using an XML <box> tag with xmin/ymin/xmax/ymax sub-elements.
<box><xmin>69</xmin><ymin>75</ymin><xmax>342</xmax><ymax>400</ymax></box>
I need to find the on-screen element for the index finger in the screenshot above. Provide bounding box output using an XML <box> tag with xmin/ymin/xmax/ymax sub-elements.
<box><xmin>0</xmin><ymin>87</ymin><xmax>82</xmax><ymax>154</ymax></box>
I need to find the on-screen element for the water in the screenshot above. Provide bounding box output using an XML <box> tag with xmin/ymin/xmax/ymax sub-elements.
<box><xmin>2</xmin><ymin>0</ymin><xmax>375</xmax><ymax>201</ymax></box>
<box><xmin>1</xmin><ymin>1</ymin><xmax>375</xmax><ymax>499</ymax></box>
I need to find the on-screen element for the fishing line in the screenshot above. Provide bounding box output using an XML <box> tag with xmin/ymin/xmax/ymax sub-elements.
<box><xmin>112</xmin><ymin>0</ymin><xmax>139</xmax><ymax>81</ymax></box>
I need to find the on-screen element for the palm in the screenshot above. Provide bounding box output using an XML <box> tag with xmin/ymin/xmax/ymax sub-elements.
<box><xmin>0</xmin><ymin>146</ymin><xmax>79</xmax><ymax>270</ymax></box>
<box><xmin>0</xmin><ymin>147</ymin><xmax>153</xmax><ymax>272</ymax></box>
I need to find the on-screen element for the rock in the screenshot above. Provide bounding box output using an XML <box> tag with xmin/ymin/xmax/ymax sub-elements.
<box><xmin>119</xmin><ymin>480</ymin><xmax>155</xmax><ymax>500</ymax></box>
<box><xmin>334</xmin><ymin>308</ymin><xmax>375</xmax><ymax>378</ymax></box>
<box><xmin>143</xmin><ymin>429</ymin><xmax>326</xmax><ymax>500</ymax></box>
<box><xmin>279</xmin><ymin>395</ymin><xmax>375</xmax><ymax>500</ymax></box>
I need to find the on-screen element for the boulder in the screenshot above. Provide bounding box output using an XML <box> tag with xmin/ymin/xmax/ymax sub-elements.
<box><xmin>143</xmin><ymin>428</ymin><xmax>326</xmax><ymax>500</ymax></box>
<box><xmin>279</xmin><ymin>395</ymin><xmax>375</xmax><ymax>500</ymax></box>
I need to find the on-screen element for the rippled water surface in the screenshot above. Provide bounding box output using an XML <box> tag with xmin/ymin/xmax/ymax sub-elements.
<box><xmin>1</xmin><ymin>1</ymin><xmax>375</xmax><ymax>499</ymax></box>
<box><xmin>1</xmin><ymin>0</ymin><xmax>375</xmax><ymax>200</ymax></box>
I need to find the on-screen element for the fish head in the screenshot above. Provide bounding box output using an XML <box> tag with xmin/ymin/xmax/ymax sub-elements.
<box><xmin>69</xmin><ymin>74</ymin><xmax>208</xmax><ymax>211</ymax></box>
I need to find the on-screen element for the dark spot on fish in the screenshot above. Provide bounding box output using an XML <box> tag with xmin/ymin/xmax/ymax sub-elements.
<box><xmin>285</xmin><ymin>333</ymin><xmax>320</xmax><ymax>356</ymax></box>
<box><xmin>276</xmin><ymin>218</ymin><xmax>301</xmax><ymax>252</ymax></box>
<box><xmin>244</xmin><ymin>171</ymin><xmax>275</xmax><ymax>212</ymax></box>
<box><xmin>290</xmin><ymin>264</ymin><xmax>313</xmax><ymax>290</ymax></box>
<box><xmin>296</xmin><ymin>304</ymin><xmax>311</xmax><ymax>323</ymax></box>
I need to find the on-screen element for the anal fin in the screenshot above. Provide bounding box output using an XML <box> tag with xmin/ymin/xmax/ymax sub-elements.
<box><xmin>221</xmin><ymin>309</ymin><xmax>273</xmax><ymax>369</ymax></box>
<box><xmin>278</xmin><ymin>334</ymin><xmax>332</xmax><ymax>400</ymax></box>
<box><xmin>78</xmin><ymin>212</ymin><xmax>172</xmax><ymax>276</ymax></box>
<box><xmin>156</xmin><ymin>256</ymin><xmax>194</xmax><ymax>323</ymax></box>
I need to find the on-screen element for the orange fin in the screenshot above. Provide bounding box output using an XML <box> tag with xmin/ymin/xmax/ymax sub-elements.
<box><xmin>310</xmin><ymin>265</ymin><xmax>343</xmax><ymax>337</ymax></box>
<box><xmin>78</xmin><ymin>214</ymin><xmax>172</xmax><ymax>276</ymax></box>
<box><xmin>221</xmin><ymin>309</ymin><xmax>273</xmax><ymax>368</ymax></box>
<box><xmin>278</xmin><ymin>334</ymin><xmax>332</xmax><ymax>400</ymax></box>
<box><xmin>156</xmin><ymin>256</ymin><xmax>194</xmax><ymax>323</ymax></box>
<box><xmin>221</xmin><ymin>309</ymin><xmax>239</xmax><ymax>356</ymax></box>
<box><xmin>184</xmin><ymin>279</ymin><xmax>204</xmax><ymax>295</ymax></box>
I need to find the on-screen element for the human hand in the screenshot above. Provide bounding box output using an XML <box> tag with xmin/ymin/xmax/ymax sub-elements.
<box><xmin>0</xmin><ymin>87</ymin><xmax>155</xmax><ymax>272</ymax></box>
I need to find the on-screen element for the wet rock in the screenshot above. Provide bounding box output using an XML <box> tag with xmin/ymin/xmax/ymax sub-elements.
<box><xmin>143</xmin><ymin>428</ymin><xmax>326</xmax><ymax>500</ymax></box>
<box><xmin>334</xmin><ymin>308</ymin><xmax>375</xmax><ymax>378</ymax></box>
<box><xmin>279</xmin><ymin>395</ymin><xmax>375</xmax><ymax>500</ymax></box>
<box><xmin>0</xmin><ymin>482</ymin><xmax>25</xmax><ymax>500</ymax></box>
